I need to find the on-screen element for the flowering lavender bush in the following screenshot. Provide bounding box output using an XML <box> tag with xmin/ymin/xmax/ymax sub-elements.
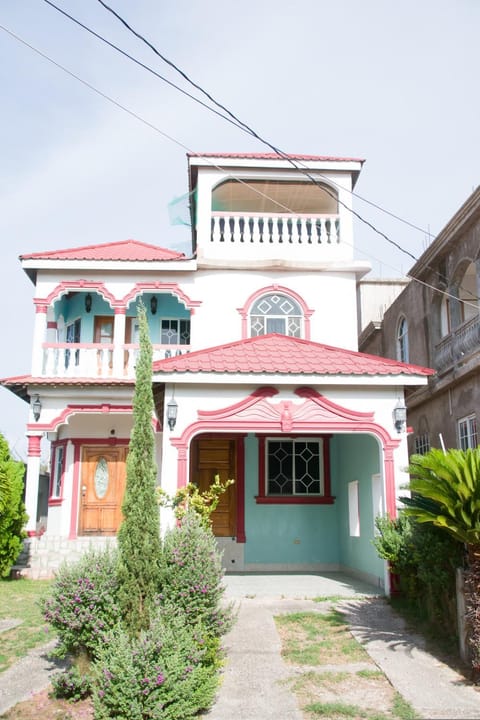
<box><xmin>50</xmin><ymin>665</ymin><xmax>92</xmax><ymax>701</ymax></box>
<box><xmin>41</xmin><ymin>546</ymin><xmax>122</xmax><ymax>661</ymax></box>
<box><xmin>93</xmin><ymin>611</ymin><xmax>217</xmax><ymax>719</ymax></box>
<box><xmin>159</xmin><ymin>510</ymin><xmax>235</xmax><ymax>639</ymax></box>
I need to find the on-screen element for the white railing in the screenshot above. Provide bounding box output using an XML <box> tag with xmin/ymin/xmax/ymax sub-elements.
<box><xmin>41</xmin><ymin>343</ymin><xmax>188</xmax><ymax>379</ymax></box>
<box><xmin>211</xmin><ymin>212</ymin><xmax>340</xmax><ymax>245</ymax></box>
<box><xmin>434</xmin><ymin>314</ymin><xmax>480</xmax><ymax>372</ymax></box>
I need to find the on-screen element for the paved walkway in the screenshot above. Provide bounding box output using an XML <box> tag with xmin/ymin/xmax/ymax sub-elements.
<box><xmin>1</xmin><ymin>573</ymin><xmax>480</xmax><ymax>719</ymax></box>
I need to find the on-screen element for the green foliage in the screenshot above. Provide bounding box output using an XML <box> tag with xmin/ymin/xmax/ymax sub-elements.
<box><xmin>92</xmin><ymin>610</ymin><xmax>218</xmax><ymax>720</ymax></box>
<box><xmin>159</xmin><ymin>511</ymin><xmax>235</xmax><ymax>639</ymax></box>
<box><xmin>373</xmin><ymin>512</ymin><xmax>462</xmax><ymax>636</ymax></box>
<box><xmin>404</xmin><ymin>448</ymin><xmax>480</xmax><ymax>547</ymax></box>
<box><xmin>117</xmin><ymin>301</ymin><xmax>162</xmax><ymax>636</ymax></box>
<box><xmin>50</xmin><ymin>666</ymin><xmax>92</xmax><ymax>701</ymax></box>
<box><xmin>41</xmin><ymin>547</ymin><xmax>122</xmax><ymax>660</ymax></box>
<box><xmin>0</xmin><ymin>434</ymin><xmax>28</xmax><ymax>577</ymax></box>
<box><xmin>158</xmin><ymin>474</ymin><xmax>234</xmax><ymax>528</ymax></box>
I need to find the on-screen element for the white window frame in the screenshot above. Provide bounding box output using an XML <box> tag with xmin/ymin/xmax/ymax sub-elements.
<box><xmin>265</xmin><ymin>437</ymin><xmax>324</xmax><ymax>496</ymax></box>
<box><xmin>160</xmin><ymin>318</ymin><xmax>191</xmax><ymax>345</ymax></box>
<box><xmin>51</xmin><ymin>445</ymin><xmax>65</xmax><ymax>498</ymax></box>
<box><xmin>250</xmin><ymin>293</ymin><xmax>303</xmax><ymax>338</ymax></box>
<box><xmin>397</xmin><ymin>316</ymin><xmax>409</xmax><ymax>363</ymax></box>
<box><xmin>458</xmin><ymin>414</ymin><xmax>477</xmax><ymax>450</ymax></box>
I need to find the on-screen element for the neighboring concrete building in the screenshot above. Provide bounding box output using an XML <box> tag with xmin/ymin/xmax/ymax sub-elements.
<box><xmin>359</xmin><ymin>186</ymin><xmax>480</xmax><ymax>456</ymax></box>
<box><xmin>1</xmin><ymin>152</ymin><xmax>432</xmax><ymax>585</ymax></box>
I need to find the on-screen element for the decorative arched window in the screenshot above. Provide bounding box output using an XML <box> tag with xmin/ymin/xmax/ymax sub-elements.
<box><xmin>250</xmin><ymin>293</ymin><xmax>303</xmax><ymax>337</ymax></box>
<box><xmin>397</xmin><ymin>316</ymin><xmax>409</xmax><ymax>363</ymax></box>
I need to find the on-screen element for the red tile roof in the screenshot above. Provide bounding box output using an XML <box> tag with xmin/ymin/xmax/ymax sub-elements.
<box><xmin>188</xmin><ymin>152</ymin><xmax>365</xmax><ymax>163</ymax></box>
<box><xmin>21</xmin><ymin>239</ymin><xmax>187</xmax><ymax>262</ymax></box>
<box><xmin>153</xmin><ymin>334</ymin><xmax>434</xmax><ymax>377</ymax></box>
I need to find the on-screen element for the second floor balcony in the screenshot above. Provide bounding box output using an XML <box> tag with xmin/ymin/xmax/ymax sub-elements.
<box><xmin>434</xmin><ymin>314</ymin><xmax>480</xmax><ymax>373</ymax></box>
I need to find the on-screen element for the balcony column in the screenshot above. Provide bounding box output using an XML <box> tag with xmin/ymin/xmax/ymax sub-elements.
<box><xmin>31</xmin><ymin>303</ymin><xmax>48</xmax><ymax>375</ymax></box>
<box><xmin>112</xmin><ymin>307</ymin><xmax>126</xmax><ymax>376</ymax></box>
<box><xmin>25</xmin><ymin>434</ymin><xmax>42</xmax><ymax>535</ymax></box>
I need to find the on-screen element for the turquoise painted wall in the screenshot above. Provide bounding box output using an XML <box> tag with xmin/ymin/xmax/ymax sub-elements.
<box><xmin>332</xmin><ymin>434</ymin><xmax>384</xmax><ymax>581</ymax></box>
<box><xmin>243</xmin><ymin>434</ymin><xmax>341</xmax><ymax>565</ymax></box>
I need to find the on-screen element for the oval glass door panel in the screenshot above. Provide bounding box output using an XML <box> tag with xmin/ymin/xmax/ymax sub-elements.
<box><xmin>94</xmin><ymin>457</ymin><xmax>109</xmax><ymax>498</ymax></box>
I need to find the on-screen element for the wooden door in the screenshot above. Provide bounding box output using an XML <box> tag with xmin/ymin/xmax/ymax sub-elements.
<box><xmin>79</xmin><ymin>446</ymin><xmax>127</xmax><ymax>535</ymax></box>
<box><xmin>191</xmin><ymin>437</ymin><xmax>236</xmax><ymax>537</ymax></box>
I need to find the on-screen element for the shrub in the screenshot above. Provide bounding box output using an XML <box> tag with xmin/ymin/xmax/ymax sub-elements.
<box><xmin>159</xmin><ymin>511</ymin><xmax>235</xmax><ymax>639</ymax></box>
<box><xmin>42</xmin><ymin>546</ymin><xmax>122</xmax><ymax>660</ymax></box>
<box><xmin>50</xmin><ymin>665</ymin><xmax>92</xmax><ymax>701</ymax></box>
<box><xmin>92</xmin><ymin>610</ymin><xmax>218</xmax><ymax>720</ymax></box>
<box><xmin>0</xmin><ymin>434</ymin><xmax>28</xmax><ymax>577</ymax></box>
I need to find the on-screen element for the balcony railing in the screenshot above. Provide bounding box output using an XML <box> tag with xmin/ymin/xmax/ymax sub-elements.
<box><xmin>211</xmin><ymin>212</ymin><xmax>340</xmax><ymax>245</ymax></box>
<box><xmin>41</xmin><ymin>343</ymin><xmax>188</xmax><ymax>379</ymax></box>
<box><xmin>434</xmin><ymin>314</ymin><xmax>480</xmax><ymax>372</ymax></box>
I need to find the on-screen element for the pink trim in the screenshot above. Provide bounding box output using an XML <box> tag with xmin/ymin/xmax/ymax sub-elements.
<box><xmin>33</xmin><ymin>404</ymin><xmax>132</xmax><ymax>433</ymax></box>
<box><xmin>122</xmin><ymin>282</ymin><xmax>202</xmax><ymax>311</ymax></box>
<box><xmin>236</xmin><ymin>436</ymin><xmax>246</xmax><ymax>542</ymax></box>
<box><xmin>27</xmin><ymin>530</ymin><xmax>38</xmax><ymax>537</ymax></box>
<box><xmin>47</xmin><ymin>321</ymin><xmax>57</xmax><ymax>329</ymax></box>
<box><xmin>69</xmin><ymin>443</ymin><xmax>81</xmax><ymax>539</ymax></box>
<box><xmin>27</xmin><ymin>435</ymin><xmax>42</xmax><ymax>457</ymax></box>
<box><xmin>39</xmin><ymin>281</ymin><xmax>118</xmax><ymax>308</ymax></box>
<box><xmin>256</xmin><ymin>496</ymin><xmax>335</xmax><ymax>505</ymax></box>
<box><xmin>35</xmin><ymin>304</ymin><xmax>48</xmax><ymax>314</ymax></box>
<box><xmin>198</xmin><ymin>387</ymin><xmax>278</xmax><ymax>419</ymax></box>
<box><xmin>49</xmin><ymin>439</ymin><xmax>68</xmax><ymax>499</ymax></box>
<box><xmin>48</xmin><ymin>497</ymin><xmax>64</xmax><ymax>507</ymax></box>
<box><xmin>237</xmin><ymin>285</ymin><xmax>314</xmax><ymax>340</ymax></box>
<box><xmin>114</xmin><ymin>307</ymin><xmax>127</xmax><ymax>315</ymax></box>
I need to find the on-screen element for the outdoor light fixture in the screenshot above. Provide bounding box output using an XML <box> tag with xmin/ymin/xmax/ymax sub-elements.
<box><xmin>32</xmin><ymin>394</ymin><xmax>42</xmax><ymax>422</ymax></box>
<box><xmin>393</xmin><ymin>399</ymin><xmax>407</xmax><ymax>434</ymax></box>
<box><xmin>85</xmin><ymin>293</ymin><xmax>92</xmax><ymax>313</ymax></box>
<box><xmin>150</xmin><ymin>295</ymin><xmax>158</xmax><ymax>315</ymax></box>
<box><xmin>166</xmin><ymin>397</ymin><xmax>178</xmax><ymax>431</ymax></box>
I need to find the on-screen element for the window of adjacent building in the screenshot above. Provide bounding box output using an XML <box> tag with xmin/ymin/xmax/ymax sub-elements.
<box><xmin>414</xmin><ymin>433</ymin><xmax>431</xmax><ymax>455</ymax></box>
<box><xmin>348</xmin><ymin>480</ymin><xmax>360</xmax><ymax>537</ymax></box>
<box><xmin>266</xmin><ymin>438</ymin><xmax>323</xmax><ymax>496</ymax></box>
<box><xmin>250</xmin><ymin>293</ymin><xmax>303</xmax><ymax>337</ymax></box>
<box><xmin>51</xmin><ymin>445</ymin><xmax>65</xmax><ymax>498</ymax></box>
<box><xmin>396</xmin><ymin>316</ymin><xmax>409</xmax><ymax>363</ymax></box>
<box><xmin>459</xmin><ymin>262</ymin><xmax>479</xmax><ymax>324</ymax></box>
<box><xmin>440</xmin><ymin>296</ymin><xmax>451</xmax><ymax>337</ymax></box>
<box><xmin>161</xmin><ymin>319</ymin><xmax>191</xmax><ymax>345</ymax></box>
<box><xmin>458</xmin><ymin>415</ymin><xmax>477</xmax><ymax>450</ymax></box>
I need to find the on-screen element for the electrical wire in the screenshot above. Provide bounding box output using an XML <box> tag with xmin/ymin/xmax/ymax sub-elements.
<box><xmin>2</xmin><ymin>21</ymin><xmax>478</xmax><ymax>313</ymax></box>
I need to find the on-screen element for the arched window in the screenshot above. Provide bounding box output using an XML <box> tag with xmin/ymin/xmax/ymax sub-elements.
<box><xmin>397</xmin><ymin>316</ymin><xmax>409</xmax><ymax>363</ymax></box>
<box><xmin>250</xmin><ymin>293</ymin><xmax>303</xmax><ymax>337</ymax></box>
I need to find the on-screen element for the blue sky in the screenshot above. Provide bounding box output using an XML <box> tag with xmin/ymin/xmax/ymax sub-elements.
<box><xmin>0</xmin><ymin>0</ymin><xmax>479</xmax><ymax>458</ymax></box>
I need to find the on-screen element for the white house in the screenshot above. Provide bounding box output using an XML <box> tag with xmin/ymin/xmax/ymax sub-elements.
<box><xmin>1</xmin><ymin>152</ymin><xmax>433</xmax><ymax>585</ymax></box>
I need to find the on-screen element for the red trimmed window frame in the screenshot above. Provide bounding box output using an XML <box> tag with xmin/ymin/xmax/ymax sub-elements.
<box><xmin>256</xmin><ymin>433</ymin><xmax>334</xmax><ymax>505</ymax></box>
<box><xmin>48</xmin><ymin>439</ymin><xmax>68</xmax><ymax>506</ymax></box>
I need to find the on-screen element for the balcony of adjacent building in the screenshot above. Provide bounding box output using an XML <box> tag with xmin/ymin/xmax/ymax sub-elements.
<box><xmin>34</xmin><ymin>290</ymin><xmax>191</xmax><ymax>380</ymax></box>
<box><xmin>434</xmin><ymin>261</ymin><xmax>480</xmax><ymax>374</ymax></box>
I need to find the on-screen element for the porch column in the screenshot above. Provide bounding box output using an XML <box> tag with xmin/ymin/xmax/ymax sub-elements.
<box><xmin>112</xmin><ymin>307</ymin><xmax>126</xmax><ymax>377</ymax></box>
<box><xmin>25</xmin><ymin>434</ymin><xmax>42</xmax><ymax>535</ymax></box>
<box><xmin>31</xmin><ymin>304</ymin><xmax>48</xmax><ymax>375</ymax></box>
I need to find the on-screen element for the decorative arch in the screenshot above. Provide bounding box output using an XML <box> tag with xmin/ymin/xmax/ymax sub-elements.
<box><xmin>122</xmin><ymin>283</ymin><xmax>202</xmax><ymax>312</ymax></box>
<box><xmin>170</xmin><ymin>385</ymin><xmax>400</xmax><ymax>517</ymax></box>
<box><xmin>38</xmin><ymin>281</ymin><xmax>118</xmax><ymax>309</ymax></box>
<box><xmin>27</xmin><ymin>403</ymin><xmax>133</xmax><ymax>433</ymax></box>
<box><xmin>237</xmin><ymin>285</ymin><xmax>313</xmax><ymax>339</ymax></box>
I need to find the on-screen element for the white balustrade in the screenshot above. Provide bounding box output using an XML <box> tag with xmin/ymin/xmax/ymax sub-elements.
<box><xmin>210</xmin><ymin>212</ymin><xmax>340</xmax><ymax>246</ymax></box>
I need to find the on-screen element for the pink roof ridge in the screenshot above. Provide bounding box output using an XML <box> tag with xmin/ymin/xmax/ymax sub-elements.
<box><xmin>153</xmin><ymin>333</ymin><xmax>434</xmax><ymax>376</ymax></box>
<box><xmin>188</xmin><ymin>152</ymin><xmax>365</xmax><ymax>163</ymax></box>
<box><xmin>20</xmin><ymin>239</ymin><xmax>187</xmax><ymax>262</ymax></box>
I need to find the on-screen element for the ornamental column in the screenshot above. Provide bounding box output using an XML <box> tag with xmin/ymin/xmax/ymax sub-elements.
<box><xmin>25</xmin><ymin>435</ymin><xmax>42</xmax><ymax>535</ymax></box>
<box><xmin>31</xmin><ymin>304</ymin><xmax>48</xmax><ymax>376</ymax></box>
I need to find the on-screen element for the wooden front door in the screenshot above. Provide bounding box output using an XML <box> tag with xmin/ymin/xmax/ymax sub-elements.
<box><xmin>191</xmin><ymin>437</ymin><xmax>236</xmax><ymax>537</ymax></box>
<box><xmin>79</xmin><ymin>446</ymin><xmax>127</xmax><ymax>535</ymax></box>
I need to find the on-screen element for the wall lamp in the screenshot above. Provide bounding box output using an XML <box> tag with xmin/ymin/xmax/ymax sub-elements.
<box><xmin>166</xmin><ymin>397</ymin><xmax>178</xmax><ymax>431</ymax></box>
<box><xmin>85</xmin><ymin>293</ymin><xmax>92</xmax><ymax>313</ymax></box>
<box><xmin>31</xmin><ymin>394</ymin><xmax>42</xmax><ymax>422</ymax></box>
<box><xmin>393</xmin><ymin>399</ymin><xmax>407</xmax><ymax>434</ymax></box>
<box><xmin>150</xmin><ymin>295</ymin><xmax>158</xmax><ymax>315</ymax></box>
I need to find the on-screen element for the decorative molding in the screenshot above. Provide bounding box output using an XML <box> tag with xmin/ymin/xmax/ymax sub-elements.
<box><xmin>121</xmin><ymin>282</ymin><xmax>202</xmax><ymax>311</ymax></box>
<box><xmin>40</xmin><ymin>280</ymin><xmax>118</xmax><ymax>308</ymax></box>
<box><xmin>237</xmin><ymin>284</ymin><xmax>314</xmax><ymax>339</ymax></box>
<box><xmin>27</xmin><ymin>435</ymin><xmax>42</xmax><ymax>457</ymax></box>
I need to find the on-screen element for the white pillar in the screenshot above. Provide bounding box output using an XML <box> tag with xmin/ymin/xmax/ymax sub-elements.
<box><xmin>25</xmin><ymin>435</ymin><xmax>42</xmax><ymax>535</ymax></box>
<box><xmin>112</xmin><ymin>308</ymin><xmax>127</xmax><ymax>376</ymax></box>
<box><xmin>31</xmin><ymin>304</ymin><xmax>48</xmax><ymax>376</ymax></box>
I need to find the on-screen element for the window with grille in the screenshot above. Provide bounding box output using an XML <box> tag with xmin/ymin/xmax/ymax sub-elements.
<box><xmin>458</xmin><ymin>415</ymin><xmax>477</xmax><ymax>450</ymax></box>
<box><xmin>397</xmin><ymin>316</ymin><xmax>409</xmax><ymax>363</ymax></box>
<box><xmin>161</xmin><ymin>319</ymin><xmax>191</xmax><ymax>345</ymax></box>
<box><xmin>414</xmin><ymin>433</ymin><xmax>430</xmax><ymax>455</ymax></box>
<box><xmin>250</xmin><ymin>293</ymin><xmax>303</xmax><ymax>338</ymax></box>
<box><xmin>266</xmin><ymin>439</ymin><xmax>323</xmax><ymax>496</ymax></box>
<box><xmin>51</xmin><ymin>444</ymin><xmax>65</xmax><ymax>498</ymax></box>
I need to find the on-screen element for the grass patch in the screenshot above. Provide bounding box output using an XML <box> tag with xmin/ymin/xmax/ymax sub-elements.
<box><xmin>304</xmin><ymin>700</ymin><xmax>388</xmax><ymax>718</ymax></box>
<box><xmin>391</xmin><ymin>691</ymin><xmax>418</xmax><ymax>720</ymax></box>
<box><xmin>0</xmin><ymin>578</ymin><xmax>53</xmax><ymax>672</ymax></box>
<box><xmin>275</xmin><ymin>610</ymin><xmax>367</xmax><ymax>665</ymax></box>
<box><xmin>356</xmin><ymin>668</ymin><xmax>384</xmax><ymax>679</ymax></box>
